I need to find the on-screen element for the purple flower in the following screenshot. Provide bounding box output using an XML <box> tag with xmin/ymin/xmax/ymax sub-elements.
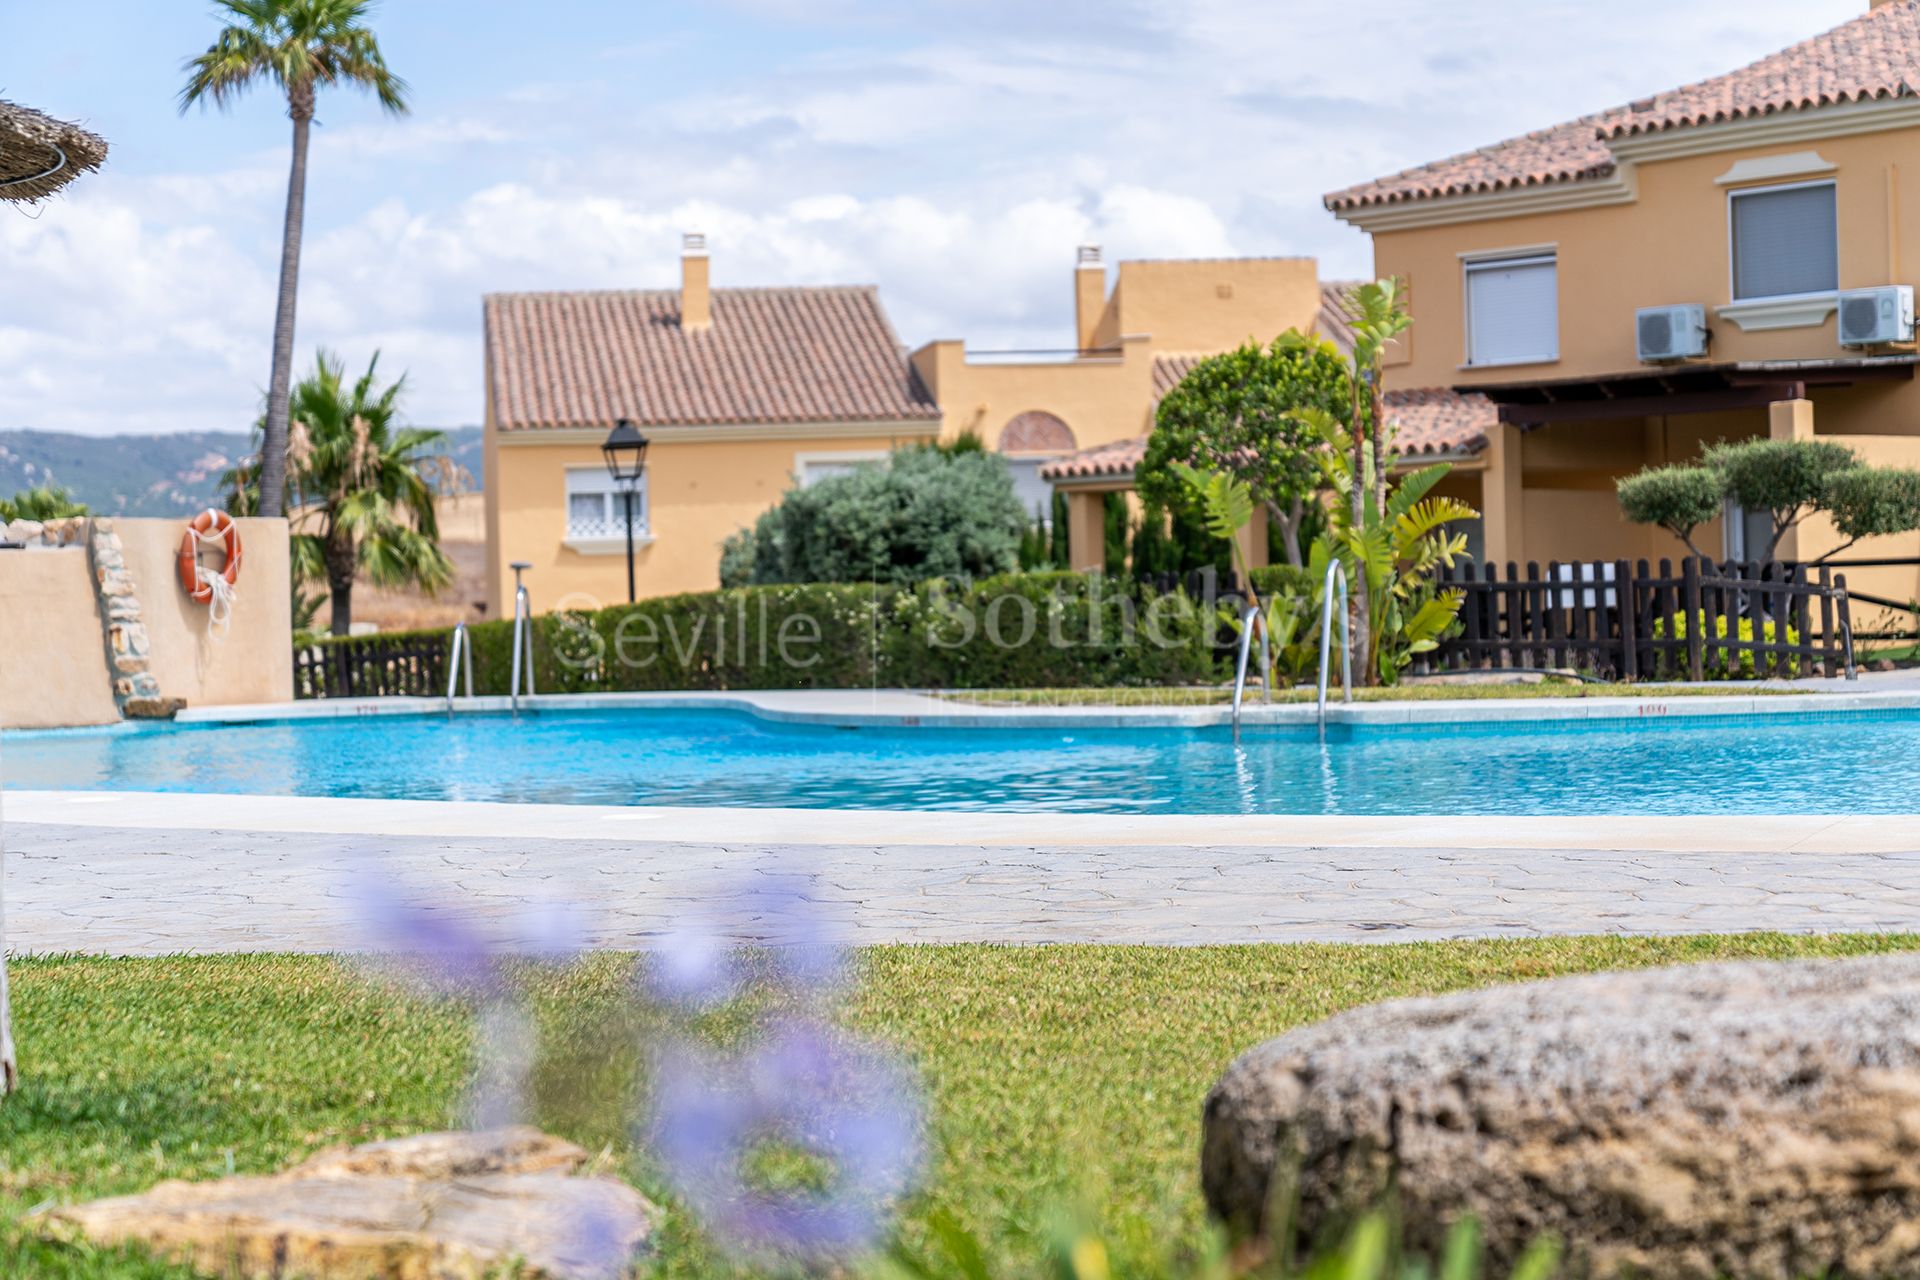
<box><xmin>344</xmin><ymin>875</ymin><xmax>587</xmax><ymax>1001</ymax></box>
<box><xmin>649</xmin><ymin>1016</ymin><xmax>925</xmax><ymax>1261</ymax></box>
<box><xmin>644</xmin><ymin>874</ymin><xmax>848</xmax><ymax>1010</ymax></box>
<box><xmin>348</xmin><ymin>877</ymin><xmax>507</xmax><ymax>999</ymax></box>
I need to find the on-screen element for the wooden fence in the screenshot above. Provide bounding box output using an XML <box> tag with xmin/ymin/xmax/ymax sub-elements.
<box><xmin>294</xmin><ymin>631</ymin><xmax>450</xmax><ymax>700</ymax></box>
<box><xmin>1429</xmin><ymin>558</ymin><xmax>1855</xmax><ymax>680</ymax></box>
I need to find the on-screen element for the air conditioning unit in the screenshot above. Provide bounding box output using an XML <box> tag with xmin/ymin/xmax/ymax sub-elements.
<box><xmin>1637</xmin><ymin>304</ymin><xmax>1709</xmax><ymax>363</ymax></box>
<box><xmin>1838</xmin><ymin>285</ymin><xmax>1915</xmax><ymax>347</ymax></box>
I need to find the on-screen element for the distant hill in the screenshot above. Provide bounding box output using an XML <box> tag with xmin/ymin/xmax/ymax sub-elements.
<box><xmin>0</xmin><ymin>427</ymin><xmax>483</xmax><ymax>516</ymax></box>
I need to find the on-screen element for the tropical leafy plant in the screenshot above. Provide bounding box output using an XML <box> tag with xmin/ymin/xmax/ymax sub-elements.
<box><xmin>0</xmin><ymin>484</ymin><xmax>87</xmax><ymax>523</ymax></box>
<box><xmin>181</xmin><ymin>0</ymin><xmax>409</xmax><ymax>518</ymax></box>
<box><xmin>1170</xmin><ymin>462</ymin><xmax>1314</xmax><ymax>688</ymax></box>
<box><xmin>1304</xmin><ymin>414</ymin><xmax>1473</xmax><ymax>684</ymax></box>
<box><xmin>223</xmin><ymin>350</ymin><xmax>454</xmax><ymax>635</ymax></box>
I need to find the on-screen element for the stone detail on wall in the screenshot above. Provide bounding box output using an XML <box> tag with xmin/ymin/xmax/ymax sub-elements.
<box><xmin>2</xmin><ymin>516</ymin><xmax>88</xmax><ymax>548</ymax></box>
<box><xmin>84</xmin><ymin>518</ymin><xmax>172</xmax><ymax>717</ymax></box>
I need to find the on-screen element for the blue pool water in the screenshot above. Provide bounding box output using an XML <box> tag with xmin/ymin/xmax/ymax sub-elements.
<box><xmin>2</xmin><ymin>705</ymin><xmax>1912</xmax><ymax>815</ymax></box>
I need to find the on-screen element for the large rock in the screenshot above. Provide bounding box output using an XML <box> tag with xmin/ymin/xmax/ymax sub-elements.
<box><xmin>41</xmin><ymin>1127</ymin><xmax>656</xmax><ymax>1279</ymax></box>
<box><xmin>1202</xmin><ymin>955</ymin><xmax>1920</xmax><ymax>1279</ymax></box>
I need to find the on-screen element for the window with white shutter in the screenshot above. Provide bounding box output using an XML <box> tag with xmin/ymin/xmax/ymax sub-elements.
<box><xmin>1464</xmin><ymin>253</ymin><xmax>1558</xmax><ymax>367</ymax></box>
<box><xmin>1729</xmin><ymin>181</ymin><xmax>1837</xmax><ymax>302</ymax></box>
<box><xmin>564</xmin><ymin>467</ymin><xmax>647</xmax><ymax>539</ymax></box>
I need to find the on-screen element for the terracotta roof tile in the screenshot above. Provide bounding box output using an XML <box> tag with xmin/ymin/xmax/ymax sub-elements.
<box><xmin>1037</xmin><ymin>387</ymin><xmax>1492</xmax><ymax>485</ymax></box>
<box><xmin>1039</xmin><ymin>437</ymin><xmax>1147</xmax><ymax>483</ymax></box>
<box><xmin>1327</xmin><ymin>2</ymin><xmax>1920</xmax><ymax>213</ymax></box>
<box><xmin>1607</xmin><ymin>1</ymin><xmax>1920</xmax><ymax>138</ymax></box>
<box><xmin>485</xmin><ymin>286</ymin><xmax>939</xmax><ymax>431</ymax></box>
<box><xmin>1384</xmin><ymin>388</ymin><xmax>1495</xmax><ymax>458</ymax></box>
<box><xmin>1325</xmin><ymin>115</ymin><xmax>1621</xmax><ymax>213</ymax></box>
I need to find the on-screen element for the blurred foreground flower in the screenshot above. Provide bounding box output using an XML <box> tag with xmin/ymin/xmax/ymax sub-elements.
<box><xmin>652</xmin><ymin>1017</ymin><xmax>924</xmax><ymax>1262</ymax></box>
<box><xmin>644</xmin><ymin>877</ymin><xmax>923</xmax><ymax>1263</ymax></box>
<box><xmin>346</xmin><ymin>872</ymin><xmax>586</xmax><ymax>1128</ymax></box>
<box><xmin>644</xmin><ymin>873</ymin><xmax>847</xmax><ymax>1010</ymax></box>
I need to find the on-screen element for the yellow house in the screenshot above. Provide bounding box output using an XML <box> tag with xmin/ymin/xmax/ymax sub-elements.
<box><xmin>482</xmin><ymin>235</ymin><xmax>941</xmax><ymax>613</ymax></box>
<box><xmin>911</xmin><ymin>249</ymin><xmax>1428</xmax><ymax>571</ymax></box>
<box><xmin>1327</xmin><ymin>0</ymin><xmax>1920</xmax><ymax>610</ymax></box>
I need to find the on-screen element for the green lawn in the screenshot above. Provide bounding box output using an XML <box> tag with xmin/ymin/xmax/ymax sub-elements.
<box><xmin>938</xmin><ymin>680</ymin><xmax>1810</xmax><ymax>707</ymax></box>
<box><xmin>5</xmin><ymin>935</ymin><xmax>1916</xmax><ymax>1277</ymax></box>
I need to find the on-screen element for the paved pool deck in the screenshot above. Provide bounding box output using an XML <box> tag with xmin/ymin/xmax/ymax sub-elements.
<box><xmin>7</xmin><ymin>792</ymin><xmax>1920</xmax><ymax>956</ymax></box>
<box><xmin>11</xmin><ymin>679</ymin><xmax>1920</xmax><ymax>956</ymax></box>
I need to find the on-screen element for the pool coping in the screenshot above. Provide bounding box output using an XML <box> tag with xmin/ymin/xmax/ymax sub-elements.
<box><xmin>11</xmin><ymin>789</ymin><xmax>1919</xmax><ymax>855</ymax></box>
<box><xmin>158</xmin><ymin>684</ymin><xmax>1920</xmax><ymax>732</ymax></box>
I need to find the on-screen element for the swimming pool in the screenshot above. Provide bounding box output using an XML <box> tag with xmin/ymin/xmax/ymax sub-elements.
<box><xmin>3</xmin><ymin>703</ymin><xmax>1913</xmax><ymax>815</ymax></box>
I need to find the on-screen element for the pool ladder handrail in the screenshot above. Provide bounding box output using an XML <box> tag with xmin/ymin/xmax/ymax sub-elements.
<box><xmin>1316</xmin><ymin>559</ymin><xmax>1353</xmax><ymax>722</ymax></box>
<box><xmin>444</xmin><ymin>621</ymin><xmax>475</xmax><ymax>712</ymax></box>
<box><xmin>508</xmin><ymin>562</ymin><xmax>536</xmax><ymax>712</ymax></box>
<box><xmin>1228</xmin><ymin>600</ymin><xmax>1273</xmax><ymax>741</ymax></box>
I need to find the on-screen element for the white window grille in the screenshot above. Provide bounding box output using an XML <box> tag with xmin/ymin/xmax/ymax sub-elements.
<box><xmin>565</xmin><ymin>467</ymin><xmax>647</xmax><ymax>539</ymax></box>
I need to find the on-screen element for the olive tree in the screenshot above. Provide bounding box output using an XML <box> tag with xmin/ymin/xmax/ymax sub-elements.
<box><xmin>1616</xmin><ymin>465</ymin><xmax>1723</xmax><ymax>558</ymax></box>
<box><xmin>1824</xmin><ymin>466</ymin><xmax>1920</xmax><ymax>556</ymax></box>
<box><xmin>1138</xmin><ymin>335</ymin><xmax>1350</xmax><ymax>568</ymax></box>
<box><xmin>1619</xmin><ymin>437</ymin><xmax>1920</xmax><ymax>564</ymax></box>
<box><xmin>1704</xmin><ymin>438</ymin><xmax>1860</xmax><ymax>560</ymax></box>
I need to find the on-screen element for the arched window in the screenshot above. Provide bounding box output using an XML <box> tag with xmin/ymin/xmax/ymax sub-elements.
<box><xmin>997</xmin><ymin>411</ymin><xmax>1076</xmax><ymax>455</ymax></box>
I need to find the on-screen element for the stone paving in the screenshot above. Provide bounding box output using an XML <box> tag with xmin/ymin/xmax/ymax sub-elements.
<box><xmin>10</xmin><ymin>822</ymin><xmax>1920</xmax><ymax>956</ymax></box>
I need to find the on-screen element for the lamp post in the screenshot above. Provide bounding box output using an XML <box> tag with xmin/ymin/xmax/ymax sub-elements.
<box><xmin>601</xmin><ymin>419</ymin><xmax>651</xmax><ymax>604</ymax></box>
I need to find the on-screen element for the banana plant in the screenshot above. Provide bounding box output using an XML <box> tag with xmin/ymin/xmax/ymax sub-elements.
<box><xmin>1169</xmin><ymin>462</ymin><xmax>1311</xmax><ymax>690</ymax></box>
<box><xmin>1297</xmin><ymin>408</ymin><xmax>1474</xmax><ymax>684</ymax></box>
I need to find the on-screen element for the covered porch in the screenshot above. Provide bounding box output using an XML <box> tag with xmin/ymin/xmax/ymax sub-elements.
<box><xmin>1469</xmin><ymin>356</ymin><xmax>1920</xmax><ymax>629</ymax></box>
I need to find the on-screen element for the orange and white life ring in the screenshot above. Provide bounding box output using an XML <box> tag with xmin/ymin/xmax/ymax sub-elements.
<box><xmin>178</xmin><ymin>509</ymin><xmax>243</xmax><ymax>635</ymax></box>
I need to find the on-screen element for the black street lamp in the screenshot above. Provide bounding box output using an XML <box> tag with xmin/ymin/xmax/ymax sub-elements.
<box><xmin>601</xmin><ymin>418</ymin><xmax>651</xmax><ymax>603</ymax></box>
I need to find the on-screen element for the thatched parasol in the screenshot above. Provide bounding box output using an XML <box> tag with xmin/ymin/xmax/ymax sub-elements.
<box><xmin>0</xmin><ymin>98</ymin><xmax>108</xmax><ymax>203</ymax></box>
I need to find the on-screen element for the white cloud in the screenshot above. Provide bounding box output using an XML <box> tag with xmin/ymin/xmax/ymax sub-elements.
<box><xmin>0</xmin><ymin>0</ymin><xmax>1868</xmax><ymax>434</ymax></box>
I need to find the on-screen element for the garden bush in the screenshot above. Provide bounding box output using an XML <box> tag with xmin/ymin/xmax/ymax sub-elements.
<box><xmin>1651</xmin><ymin>610</ymin><xmax>1800</xmax><ymax>679</ymax></box>
<box><xmin>720</xmin><ymin>443</ymin><xmax>1027</xmax><ymax>587</ymax></box>
<box><xmin>310</xmin><ymin>573</ymin><xmax>1226</xmax><ymax>696</ymax></box>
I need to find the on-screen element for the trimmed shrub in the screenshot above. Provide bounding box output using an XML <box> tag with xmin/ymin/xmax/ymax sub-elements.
<box><xmin>720</xmin><ymin>445</ymin><xmax>1026</xmax><ymax>587</ymax></box>
<box><xmin>306</xmin><ymin>574</ymin><xmax>1224</xmax><ymax>697</ymax></box>
<box><xmin>1651</xmin><ymin>610</ymin><xmax>1801</xmax><ymax>679</ymax></box>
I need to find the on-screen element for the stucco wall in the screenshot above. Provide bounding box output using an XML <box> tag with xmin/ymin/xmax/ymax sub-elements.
<box><xmin>486</xmin><ymin>431</ymin><xmax>936</xmax><ymax>613</ymax></box>
<box><xmin>1372</xmin><ymin>128</ymin><xmax>1920</xmax><ymax>393</ymax></box>
<box><xmin>1368</xmin><ymin>123</ymin><xmax>1920</xmax><ymax>568</ymax></box>
<box><xmin>914</xmin><ymin>257</ymin><xmax>1331</xmax><ymax>454</ymax></box>
<box><xmin>118</xmin><ymin>517</ymin><xmax>292</xmax><ymax>710</ymax></box>
<box><xmin>0</xmin><ymin>547</ymin><xmax>119</xmax><ymax>730</ymax></box>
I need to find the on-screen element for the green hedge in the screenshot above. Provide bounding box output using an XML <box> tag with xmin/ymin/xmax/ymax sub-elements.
<box><xmin>309</xmin><ymin>573</ymin><xmax>1225</xmax><ymax>696</ymax></box>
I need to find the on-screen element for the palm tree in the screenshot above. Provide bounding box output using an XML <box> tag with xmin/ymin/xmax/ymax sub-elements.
<box><xmin>181</xmin><ymin>0</ymin><xmax>408</xmax><ymax>520</ymax></box>
<box><xmin>226</xmin><ymin>351</ymin><xmax>456</xmax><ymax>635</ymax></box>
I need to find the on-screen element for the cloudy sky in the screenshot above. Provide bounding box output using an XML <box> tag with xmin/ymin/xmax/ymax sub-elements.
<box><xmin>1</xmin><ymin>0</ymin><xmax>1866</xmax><ymax>435</ymax></box>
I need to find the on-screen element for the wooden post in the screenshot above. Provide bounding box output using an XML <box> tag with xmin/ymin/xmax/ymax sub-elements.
<box><xmin>1683</xmin><ymin>557</ymin><xmax>1704</xmax><ymax>682</ymax></box>
<box><xmin>1617</xmin><ymin>559</ymin><xmax>1638</xmax><ymax>681</ymax></box>
<box><xmin>1819</xmin><ymin>564</ymin><xmax>1837</xmax><ymax>677</ymax></box>
<box><xmin>1525</xmin><ymin>561</ymin><xmax>1543</xmax><ymax>670</ymax></box>
<box><xmin>1836</xmin><ymin>574</ymin><xmax>1857</xmax><ymax>679</ymax></box>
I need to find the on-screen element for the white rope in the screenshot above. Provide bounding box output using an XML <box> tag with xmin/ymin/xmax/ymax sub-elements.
<box><xmin>187</xmin><ymin>511</ymin><xmax>238</xmax><ymax>640</ymax></box>
<box><xmin>197</xmin><ymin>566</ymin><xmax>237</xmax><ymax>640</ymax></box>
